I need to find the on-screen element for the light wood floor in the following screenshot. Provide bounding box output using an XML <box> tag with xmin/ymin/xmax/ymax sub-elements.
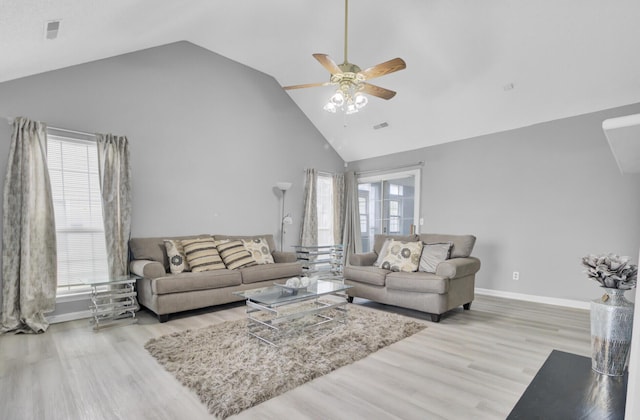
<box><xmin>0</xmin><ymin>294</ymin><xmax>591</xmax><ymax>420</ymax></box>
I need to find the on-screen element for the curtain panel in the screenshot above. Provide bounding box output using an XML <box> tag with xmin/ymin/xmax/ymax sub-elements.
<box><xmin>342</xmin><ymin>171</ymin><xmax>362</xmax><ymax>265</ymax></box>
<box><xmin>300</xmin><ymin>168</ymin><xmax>318</xmax><ymax>247</ymax></box>
<box><xmin>1</xmin><ymin>117</ymin><xmax>57</xmax><ymax>334</ymax></box>
<box><xmin>96</xmin><ymin>134</ymin><xmax>131</xmax><ymax>279</ymax></box>
<box><xmin>332</xmin><ymin>172</ymin><xmax>345</xmax><ymax>245</ymax></box>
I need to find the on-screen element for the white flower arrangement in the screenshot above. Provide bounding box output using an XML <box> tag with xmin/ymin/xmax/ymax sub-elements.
<box><xmin>582</xmin><ymin>254</ymin><xmax>638</xmax><ymax>290</ymax></box>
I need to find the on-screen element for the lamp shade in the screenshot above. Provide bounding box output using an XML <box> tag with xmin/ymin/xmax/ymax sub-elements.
<box><xmin>276</xmin><ymin>182</ymin><xmax>292</xmax><ymax>191</ymax></box>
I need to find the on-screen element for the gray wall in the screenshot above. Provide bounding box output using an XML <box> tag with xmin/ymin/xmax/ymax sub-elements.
<box><xmin>348</xmin><ymin>103</ymin><xmax>640</xmax><ymax>302</ymax></box>
<box><xmin>0</xmin><ymin>41</ymin><xmax>345</xmax><ymax>314</ymax></box>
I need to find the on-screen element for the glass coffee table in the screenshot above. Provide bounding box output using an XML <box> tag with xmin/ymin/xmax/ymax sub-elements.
<box><xmin>234</xmin><ymin>278</ymin><xmax>352</xmax><ymax>346</ymax></box>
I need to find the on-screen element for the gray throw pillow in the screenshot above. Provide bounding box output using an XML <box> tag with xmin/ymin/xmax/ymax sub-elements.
<box><xmin>419</xmin><ymin>242</ymin><xmax>453</xmax><ymax>273</ymax></box>
<box><xmin>373</xmin><ymin>238</ymin><xmax>392</xmax><ymax>267</ymax></box>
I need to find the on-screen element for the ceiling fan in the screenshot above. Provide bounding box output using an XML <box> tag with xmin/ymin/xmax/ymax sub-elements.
<box><xmin>283</xmin><ymin>0</ymin><xmax>406</xmax><ymax>114</ymax></box>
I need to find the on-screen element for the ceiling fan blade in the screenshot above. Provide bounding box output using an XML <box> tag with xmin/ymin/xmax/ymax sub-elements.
<box><xmin>361</xmin><ymin>83</ymin><xmax>397</xmax><ymax>100</ymax></box>
<box><xmin>283</xmin><ymin>81</ymin><xmax>332</xmax><ymax>90</ymax></box>
<box><xmin>360</xmin><ymin>58</ymin><xmax>406</xmax><ymax>80</ymax></box>
<box><xmin>313</xmin><ymin>53</ymin><xmax>343</xmax><ymax>75</ymax></box>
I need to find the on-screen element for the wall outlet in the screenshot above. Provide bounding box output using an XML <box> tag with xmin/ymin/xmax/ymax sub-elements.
<box><xmin>513</xmin><ymin>271</ymin><xmax>520</xmax><ymax>281</ymax></box>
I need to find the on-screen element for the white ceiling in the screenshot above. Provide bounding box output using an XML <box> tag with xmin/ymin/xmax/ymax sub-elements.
<box><xmin>1</xmin><ymin>0</ymin><xmax>640</xmax><ymax>162</ymax></box>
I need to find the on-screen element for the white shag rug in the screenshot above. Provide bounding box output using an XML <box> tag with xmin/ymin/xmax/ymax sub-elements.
<box><xmin>145</xmin><ymin>304</ymin><xmax>427</xmax><ymax>419</ymax></box>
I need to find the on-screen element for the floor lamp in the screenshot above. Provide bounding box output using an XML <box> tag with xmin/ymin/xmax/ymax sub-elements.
<box><xmin>276</xmin><ymin>182</ymin><xmax>293</xmax><ymax>251</ymax></box>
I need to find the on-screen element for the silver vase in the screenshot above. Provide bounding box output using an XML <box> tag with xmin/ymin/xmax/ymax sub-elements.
<box><xmin>590</xmin><ymin>287</ymin><xmax>634</xmax><ymax>376</ymax></box>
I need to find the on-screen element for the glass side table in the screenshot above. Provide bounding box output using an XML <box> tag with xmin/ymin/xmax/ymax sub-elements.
<box><xmin>82</xmin><ymin>276</ymin><xmax>140</xmax><ymax>330</ymax></box>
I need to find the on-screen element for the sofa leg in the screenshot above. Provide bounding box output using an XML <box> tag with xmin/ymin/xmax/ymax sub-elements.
<box><xmin>463</xmin><ymin>302</ymin><xmax>472</xmax><ymax>310</ymax></box>
<box><xmin>430</xmin><ymin>314</ymin><xmax>441</xmax><ymax>323</ymax></box>
<box><xmin>346</xmin><ymin>296</ymin><xmax>354</xmax><ymax>303</ymax></box>
<box><xmin>158</xmin><ymin>314</ymin><xmax>169</xmax><ymax>323</ymax></box>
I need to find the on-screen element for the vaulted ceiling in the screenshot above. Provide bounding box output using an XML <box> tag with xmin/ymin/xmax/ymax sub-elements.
<box><xmin>1</xmin><ymin>0</ymin><xmax>639</xmax><ymax>162</ymax></box>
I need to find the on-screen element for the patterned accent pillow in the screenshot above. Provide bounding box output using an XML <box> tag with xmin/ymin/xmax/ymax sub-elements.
<box><xmin>419</xmin><ymin>242</ymin><xmax>453</xmax><ymax>273</ymax></box>
<box><xmin>373</xmin><ymin>238</ymin><xmax>392</xmax><ymax>267</ymax></box>
<box><xmin>378</xmin><ymin>240</ymin><xmax>423</xmax><ymax>272</ymax></box>
<box><xmin>181</xmin><ymin>237</ymin><xmax>226</xmax><ymax>272</ymax></box>
<box><xmin>217</xmin><ymin>240</ymin><xmax>257</xmax><ymax>270</ymax></box>
<box><xmin>164</xmin><ymin>239</ymin><xmax>190</xmax><ymax>274</ymax></box>
<box><xmin>242</xmin><ymin>238</ymin><xmax>275</xmax><ymax>265</ymax></box>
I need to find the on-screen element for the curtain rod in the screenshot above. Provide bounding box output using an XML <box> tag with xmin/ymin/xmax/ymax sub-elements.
<box><xmin>2</xmin><ymin>118</ymin><xmax>95</xmax><ymax>139</ymax></box>
<box><xmin>355</xmin><ymin>161</ymin><xmax>424</xmax><ymax>176</ymax></box>
<box><xmin>303</xmin><ymin>169</ymin><xmax>338</xmax><ymax>176</ymax></box>
<box><xmin>48</xmin><ymin>126</ymin><xmax>96</xmax><ymax>138</ymax></box>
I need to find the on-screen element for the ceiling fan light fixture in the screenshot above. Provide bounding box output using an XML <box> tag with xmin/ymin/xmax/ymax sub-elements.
<box><xmin>323</xmin><ymin>102</ymin><xmax>338</xmax><ymax>113</ymax></box>
<box><xmin>355</xmin><ymin>93</ymin><xmax>368</xmax><ymax>108</ymax></box>
<box><xmin>330</xmin><ymin>91</ymin><xmax>345</xmax><ymax>107</ymax></box>
<box><xmin>324</xmin><ymin>86</ymin><xmax>368</xmax><ymax>114</ymax></box>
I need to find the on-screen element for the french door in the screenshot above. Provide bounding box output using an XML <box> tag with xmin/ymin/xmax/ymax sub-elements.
<box><xmin>357</xmin><ymin>169</ymin><xmax>420</xmax><ymax>252</ymax></box>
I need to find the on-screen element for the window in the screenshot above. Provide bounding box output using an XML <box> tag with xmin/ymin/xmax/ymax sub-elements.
<box><xmin>357</xmin><ymin>169</ymin><xmax>421</xmax><ymax>252</ymax></box>
<box><xmin>317</xmin><ymin>174</ymin><xmax>334</xmax><ymax>246</ymax></box>
<box><xmin>47</xmin><ymin>131</ymin><xmax>109</xmax><ymax>294</ymax></box>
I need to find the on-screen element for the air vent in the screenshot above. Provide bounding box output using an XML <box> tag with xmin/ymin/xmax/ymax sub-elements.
<box><xmin>45</xmin><ymin>20</ymin><xmax>61</xmax><ymax>40</ymax></box>
<box><xmin>373</xmin><ymin>122</ymin><xmax>389</xmax><ymax>130</ymax></box>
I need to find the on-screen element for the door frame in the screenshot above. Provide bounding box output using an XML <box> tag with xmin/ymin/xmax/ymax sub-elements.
<box><xmin>357</xmin><ymin>168</ymin><xmax>421</xmax><ymax>239</ymax></box>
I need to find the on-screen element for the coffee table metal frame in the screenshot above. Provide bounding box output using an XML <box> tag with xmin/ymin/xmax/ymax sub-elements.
<box><xmin>234</xmin><ymin>278</ymin><xmax>352</xmax><ymax>346</ymax></box>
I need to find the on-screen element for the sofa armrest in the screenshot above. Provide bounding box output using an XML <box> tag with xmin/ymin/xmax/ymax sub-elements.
<box><xmin>130</xmin><ymin>259</ymin><xmax>166</xmax><ymax>279</ymax></box>
<box><xmin>272</xmin><ymin>251</ymin><xmax>297</xmax><ymax>263</ymax></box>
<box><xmin>349</xmin><ymin>252</ymin><xmax>378</xmax><ymax>267</ymax></box>
<box><xmin>436</xmin><ymin>257</ymin><xmax>481</xmax><ymax>279</ymax></box>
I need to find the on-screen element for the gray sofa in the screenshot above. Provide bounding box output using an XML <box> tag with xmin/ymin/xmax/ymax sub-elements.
<box><xmin>344</xmin><ymin>233</ymin><xmax>481</xmax><ymax>322</ymax></box>
<box><xmin>129</xmin><ymin>234</ymin><xmax>302</xmax><ymax>322</ymax></box>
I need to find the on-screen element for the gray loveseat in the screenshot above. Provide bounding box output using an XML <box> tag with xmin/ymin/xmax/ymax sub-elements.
<box><xmin>344</xmin><ymin>233</ymin><xmax>481</xmax><ymax>322</ymax></box>
<box><xmin>129</xmin><ymin>234</ymin><xmax>302</xmax><ymax>322</ymax></box>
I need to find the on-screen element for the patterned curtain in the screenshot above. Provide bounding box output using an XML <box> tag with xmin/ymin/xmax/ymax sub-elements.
<box><xmin>1</xmin><ymin>117</ymin><xmax>57</xmax><ymax>334</ymax></box>
<box><xmin>332</xmin><ymin>172</ymin><xmax>345</xmax><ymax>245</ymax></box>
<box><xmin>96</xmin><ymin>134</ymin><xmax>131</xmax><ymax>279</ymax></box>
<box><xmin>299</xmin><ymin>168</ymin><xmax>318</xmax><ymax>247</ymax></box>
<box><xmin>342</xmin><ymin>171</ymin><xmax>362</xmax><ymax>265</ymax></box>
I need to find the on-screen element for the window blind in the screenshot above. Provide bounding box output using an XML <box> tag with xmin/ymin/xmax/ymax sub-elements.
<box><xmin>47</xmin><ymin>134</ymin><xmax>109</xmax><ymax>292</ymax></box>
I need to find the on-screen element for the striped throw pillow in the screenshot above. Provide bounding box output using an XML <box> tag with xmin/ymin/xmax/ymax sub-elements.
<box><xmin>217</xmin><ymin>240</ymin><xmax>257</xmax><ymax>270</ymax></box>
<box><xmin>181</xmin><ymin>237</ymin><xmax>225</xmax><ymax>272</ymax></box>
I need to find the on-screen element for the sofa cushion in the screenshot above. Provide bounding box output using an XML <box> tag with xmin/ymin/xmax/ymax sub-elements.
<box><xmin>349</xmin><ymin>252</ymin><xmax>378</xmax><ymax>267</ymax></box>
<box><xmin>386</xmin><ymin>271</ymin><xmax>449</xmax><ymax>294</ymax></box>
<box><xmin>242</xmin><ymin>237</ymin><xmax>275</xmax><ymax>265</ymax></box>
<box><xmin>151</xmin><ymin>270</ymin><xmax>242</xmax><ymax>295</ymax></box>
<box><xmin>378</xmin><ymin>240</ymin><xmax>423</xmax><ymax>272</ymax></box>
<box><xmin>182</xmin><ymin>237</ymin><xmax>226</xmax><ymax>272</ymax></box>
<box><xmin>240</xmin><ymin>262</ymin><xmax>302</xmax><ymax>284</ymax></box>
<box><xmin>164</xmin><ymin>239</ymin><xmax>190</xmax><ymax>274</ymax></box>
<box><xmin>419</xmin><ymin>242</ymin><xmax>452</xmax><ymax>273</ymax></box>
<box><xmin>217</xmin><ymin>240</ymin><xmax>257</xmax><ymax>270</ymax></box>
<box><xmin>419</xmin><ymin>234</ymin><xmax>476</xmax><ymax>258</ymax></box>
<box><xmin>344</xmin><ymin>265</ymin><xmax>389</xmax><ymax>286</ymax></box>
<box><xmin>373</xmin><ymin>234</ymin><xmax>419</xmax><ymax>255</ymax></box>
<box><xmin>129</xmin><ymin>235</ymin><xmax>203</xmax><ymax>270</ymax></box>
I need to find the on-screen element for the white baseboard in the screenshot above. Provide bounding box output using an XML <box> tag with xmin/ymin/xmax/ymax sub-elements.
<box><xmin>47</xmin><ymin>309</ymin><xmax>92</xmax><ymax>324</ymax></box>
<box><xmin>475</xmin><ymin>288</ymin><xmax>590</xmax><ymax>310</ymax></box>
